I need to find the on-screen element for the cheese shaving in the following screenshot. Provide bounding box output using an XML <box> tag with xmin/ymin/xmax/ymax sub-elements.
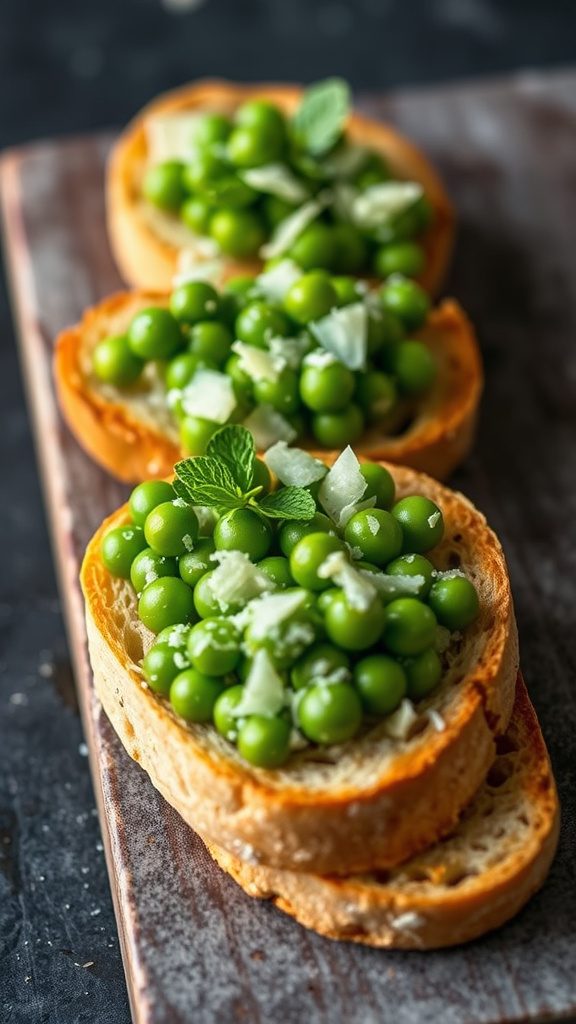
<box><xmin>264</xmin><ymin>441</ymin><xmax>327</xmax><ymax>487</ymax></box>
<box><xmin>242</xmin><ymin>404</ymin><xmax>297</xmax><ymax>451</ymax></box>
<box><xmin>309</xmin><ymin>303</ymin><xmax>368</xmax><ymax>372</ymax></box>
<box><xmin>318</xmin><ymin>446</ymin><xmax>375</xmax><ymax>528</ymax></box>
<box><xmin>181</xmin><ymin>369</ymin><xmax>237</xmax><ymax>424</ymax></box>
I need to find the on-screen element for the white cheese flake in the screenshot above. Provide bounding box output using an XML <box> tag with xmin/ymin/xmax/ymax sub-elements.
<box><xmin>318</xmin><ymin>446</ymin><xmax>375</xmax><ymax>528</ymax></box>
<box><xmin>255</xmin><ymin>259</ymin><xmax>303</xmax><ymax>304</ymax></box>
<box><xmin>172</xmin><ymin>243</ymin><xmax>225</xmax><ymax>288</ymax></box>
<box><xmin>260</xmin><ymin>190</ymin><xmax>333</xmax><ymax>260</ymax></box>
<box><xmin>207</xmin><ymin>550</ymin><xmax>274</xmax><ymax>611</ymax></box>
<box><xmin>427</xmin><ymin>510</ymin><xmax>441</xmax><ymax>529</ymax></box>
<box><xmin>268</xmin><ymin>334</ymin><xmax>311</xmax><ymax>370</ymax></box>
<box><xmin>351</xmin><ymin>181</ymin><xmax>424</xmax><ymax>232</ymax></box>
<box><xmin>317</xmin><ymin>551</ymin><xmax>377</xmax><ymax>611</ymax></box>
<box><xmin>365</xmin><ymin>571</ymin><xmax>426</xmax><ymax>600</ymax></box>
<box><xmin>264</xmin><ymin>441</ymin><xmax>327</xmax><ymax>487</ymax></box>
<box><xmin>181</xmin><ymin>369</ymin><xmax>237</xmax><ymax>424</ymax></box>
<box><xmin>145</xmin><ymin>113</ymin><xmax>202</xmax><ymax>163</ymax></box>
<box><xmin>302</xmin><ymin>349</ymin><xmax>339</xmax><ymax>369</ymax></box>
<box><xmin>309</xmin><ymin>303</ymin><xmax>368</xmax><ymax>372</ymax></box>
<box><xmin>242</xmin><ymin>404</ymin><xmax>297</xmax><ymax>451</ymax></box>
<box><xmin>426</xmin><ymin>709</ymin><xmax>446</xmax><ymax>732</ymax></box>
<box><xmin>230</xmin><ymin>649</ymin><xmax>286</xmax><ymax>719</ymax></box>
<box><xmin>231</xmin><ymin>341</ymin><xmax>286</xmax><ymax>383</ymax></box>
<box><xmin>240</xmin><ymin>164</ymin><xmax>310</xmax><ymax>204</ymax></box>
<box><xmin>384</xmin><ymin>699</ymin><xmax>420</xmax><ymax>740</ymax></box>
<box><xmin>245</xmin><ymin>590</ymin><xmax>308</xmax><ymax>641</ymax></box>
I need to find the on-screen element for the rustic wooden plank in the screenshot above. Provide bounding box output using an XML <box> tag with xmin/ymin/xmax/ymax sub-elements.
<box><xmin>2</xmin><ymin>70</ymin><xmax>576</xmax><ymax>1024</ymax></box>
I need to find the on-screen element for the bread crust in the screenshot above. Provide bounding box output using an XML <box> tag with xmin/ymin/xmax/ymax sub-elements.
<box><xmin>106</xmin><ymin>79</ymin><xmax>455</xmax><ymax>294</ymax></box>
<box><xmin>81</xmin><ymin>461</ymin><xmax>518</xmax><ymax>875</ymax></box>
<box><xmin>54</xmin><ymin>291</ymin><xmax>482</xmax><ymax>484</ymax></box>
<box><xmin>205</xmin><ymin>676</ymin><xmax>560</xmax><ymax>949</ymax></box>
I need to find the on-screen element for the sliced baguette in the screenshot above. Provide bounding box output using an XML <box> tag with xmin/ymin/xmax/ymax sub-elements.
<box><xmin>205</xmin><ymin>675</ymin><xmax>559</xmax><ymax>949</ymax></box>
<box><xmin>81</xmin><ymin>461</ymin><xmax>518</xmax><ymax>876</ymax></box>
<box><xmin>55</xmin><ymin>291</ymin><xmax>482</xmax><ymax>484</ymax></box>
<box><xmin>107</xmin><ymin>80</ymin><xmax>455</xmax><ymax>294</ymax></box>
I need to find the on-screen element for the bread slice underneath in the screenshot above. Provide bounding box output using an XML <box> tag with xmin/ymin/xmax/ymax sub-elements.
<box><xmin>106</xmin><ymin>79</ymin><xmax>454</xmax><ymax>295</ymax></box>
<box><xmin>81</xmin><ymin>461</ymin><xmax>518</xmax><ymax>876</ymax></box>
<box><xmin>55</xmin><ymin>290</ymin><xmax>482</xmax><ymax>484</ymax></box>
<box><xmin>205</xmin><ymin>676</ymin><xmax>559</xmax><ymax>949</ymax></box>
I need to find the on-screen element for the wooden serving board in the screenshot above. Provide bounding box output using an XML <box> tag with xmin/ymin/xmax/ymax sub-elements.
<box><xmin>2</xmin><ymin>71</ymin><xmax>576</xmax><ymax>1024</ymax></box>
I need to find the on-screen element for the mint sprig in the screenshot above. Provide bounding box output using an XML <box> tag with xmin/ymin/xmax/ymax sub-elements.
<box><xmin>292</xmin><ymin>78</ymin><xmax>351</xmax><ymax>157</ymax></box>
<box><xmin>174</xmin><ymin>425</ymin><xmax>316</xmax><ymax>522</ymax></box>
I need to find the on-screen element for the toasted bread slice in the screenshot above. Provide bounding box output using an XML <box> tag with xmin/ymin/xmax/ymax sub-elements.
<box><xmin>205</xmin><ymin>676</ymin><xmax>559</xmax><ymax>949</ymax></box>
<box><xmin>107</xmin><ymin>80</ymin><xmax>455</xmax><ymax>294</ymax></box>
<box><xmin>81</xmin><ymin>461</ymin><xmax>518</xmax><ymax>876</ymax></box>
<box><xmin>55</xmin><ymin>292</ymin><xmax>482</xmax><ymax>484</ymax></box>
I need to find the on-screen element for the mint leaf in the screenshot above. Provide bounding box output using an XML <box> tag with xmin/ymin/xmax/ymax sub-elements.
<box><xmin>175</xmin><ymin>456</ymin><xmax>240</xmax><ymax>513</ymax></box>
<box><xmin>206</xmin><ymin>425</ymin><xmax>255</xmax><ymax>493</ymax></box>
<box><xmin>292</xmin><ymin>78</ymin><xmax>351</xmax><ymax>157</ymax></box>
<box><xmin>259</xmin><ymin>487</ymin><xmax>316</xmax><ymax>521</ymax></box>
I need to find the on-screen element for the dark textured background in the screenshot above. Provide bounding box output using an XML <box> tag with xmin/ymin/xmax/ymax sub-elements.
<box><xmin>2</xmin><ymin>2</ymin><xmax>576</xmax><ymax>1022</ymax></box>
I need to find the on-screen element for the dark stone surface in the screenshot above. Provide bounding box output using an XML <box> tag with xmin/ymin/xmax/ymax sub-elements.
<box><xmin>1</xmin><ymin>3</ymin><xmax>576</xmax><ymax>1022</ymax></box>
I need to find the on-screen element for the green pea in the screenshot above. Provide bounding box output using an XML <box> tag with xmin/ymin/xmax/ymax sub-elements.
<box><xmin>142</xmin><ymin>641</ymin><xmax>190</xmax><ymax>696</ymax></box>
<box><xmin>311</xmin><ymin>404</ymin><xmax>365</xmax><ymax>448</ymax></box>
<box><xmin>235</xmin><ymin>99</ymin><xmax>286</xmax><ymax>137</ymax></box>
<box><xmin>178</xmin><ymin>537</ymin><xmax>216</xmax><ymax>588</ymax></box>
<box><xmin>379</xmin><ymin>275</ymin><xmax>431</xmax><ymax>331</ymax></box>
<box><xmin>142</xmin><ymin>160</ymin><xmax>187</xmax><ymax>211</ymax></box>
<box><xmin>188</xmin><ymin>320</ymin><xmax>233</xmax><ymax>364</ymax></box>
<box><xmin>353</xmin><ymin>654</ymin><xmax>407</xmax><ymax>715</ymax></box>
<box><xmin>92</xmin><ymin>335</ymin><xmax>144</xmax><ymax>386</ymax></box>
<box><xmin>165</xmin><ymin>352</ymin><xmax>199</xmax><ymax>390</ymax></box>
<box><xmin>235</xmin><ymin>301</ymin><xmax>290</xmax><ymax>348</ymax></box>
<box><xmin>214</xmin><ymin>508</ymin><xmax>272</xmax><ymax>561</ymax></box>
<box><xmin>298</xmin><ymin>683</ymin><xmax>362</xmax><ymax>745</ymax></box>
<box><xmin>403</xmin><ymin>648</ymin><xmax>442</xmax><ymax>700</ymax></box>
<box><xmin>284</xmin><ymin>270</ymin><xmax>338</xmax><ymax>325</ymax></box>
<box><xmin>355</xmin><ymin>371</ymin><xmax>397</xmax><ymax>423</ymax></box>
<box><xmin>170</xmin><ymin>281</ymin><xmax>220</xmax><ymax>324</ymax></box>
<box><xmin>227</xmin><ymin>120</ymin><xmax>284</xmax><ymax>167</ymax></box>
<box><xmin>130</xmin><ymin>547</ymin><xmax>179</xmax><ymax>594</ymax></box>
<box><xmin>183</xmin><ymin>151</ymin><xmax>228</xmax><ymax>192</ymax></box>
<box><xmin>187</xmin><ymin>617</ymin><xmax>241</xmax><ymax>676</ymax></box>
<box><xmin>210</xmin><ymin>208</ymin><xmax>266</xmax><ymax>258</ymax></box>
<box><xmin>386</xmin><ymin>553</ymin><xmax>436</xmax><ymax>599</ymax></box>
<box><xmin>324</xmin><ymin>591</ymin><xmax>386</xmax><ymax>651</ymax></box>
<box><xmin>391</xmin><ymin>495</ymin><xmax>444</xmax><ymax>553</ymax></box>
<box><xmin>256</xmin><ymin>556</ymin><xmax>294</xmax><ymax>589</ymax></box>
<box><xmin>278</xmin><ymin>512</ymin><xmax>334</xmax><ymax>557</ymax></box>
<box><xmin>428</xmin><ymin>575</ymin><xmax>480</xmax><ymax>632</ymax></box>
<box><xmin>331</xmin><ymin>222</ymin><xmax>368</xmax><ymax>275</ymax></box>
<box><xmin>179</xmin><ymin>416</ymin><xmax>219</xmax><ymax>455</ymax></box>
<box><xmin>181</xmin><ymin>196</ymin><xmax>213</xmax><ymax>234</ymax></box>
<box><xmin>127</xmin><ymin>308</ymin><xmax>183</xmax><ymax>361</ymax></box>
<box><xmin>193</xmin><ymin>570</ymin><xmax>222</xmax><ymax>619</ymax></box>
<box><xmin>331</xmin><ymin>276</ymin><xmax>365</xmax><ymax>307</ymax></box>
<box><xmin>291</xmin><ymin>642</ymin><xmax>350</xmax><ymax>691</ymax></box>
<box><xmin>382</xmin><ymin>340</ymin><xmax>435</xmax><ymax>397</ymax></box>
<box><xmin>138</xmin><ymin>576</ymin><xmax>195</xmax><ymax>633</ymax></box>
<box><xmin>344</xmin><ymin>508</ymin><xmax>403</xmax><ymax>568</ymax></box>
<box><xmin>169</xmin><ymin>668</ymin><xmax>224</xmax><ymax>722</ymax></box>
<box><xmin>237</xmin><ymin>715</ymin><xmax>291</xmax><ymax>768</ymax></box>
<box><xmin>101</xmin><ymin>525</ymin><xmax>147</xmax><ymax>579</ymax></box>
<box><xmin>191</xmin><ymin>113</ymin><xmax>231</xmax><ymax>147</ymax></box>
<box><xmin>374</xmin><ymin>241</ymin><xmax>425</xmax><ymax>279</ymax></box>
<box><xmin>253</xmin><ymin>367</ymin><xmax>300</xmax><ymax>415</ymax></box>
<box><xmin>201</xmin><ymin>175</ymin><xmax>258</xmax><ymax>209</ymax></box>
<box><xmin>289</xmin><ymin>222</ymin><xmax>336</xmax><ymax>272</ymax></box>
<box><xmin>155</xmin><ymin>622</ymin><xmax>193</xmax><ymax>649</ymax></box>
<box><xmin>382</xmin><ymin>597</ymin><xmax>437</xmax><ymax>657</ymax></box>
<box><xmin>129</xmin><ymin>480</ymin><xmax>175</xmax><ymax>526</ymax></box>
<box><xmin>144</xmin><ymin>500</ymin><xmax>199</xmax><ymax>557</ymax></box>
<box><xmin>299</xmin><ymin>361</ymin><xmax>355</xmax><ymax>413</ymax></box>
<box><xmin>359</xmin><ymin>463</ymin><xmax>395</xmax><ymax>510</ymax></box>
<box><xmin>213</xmin><ymin>684</ymin><xmax>245</xmax><ymax>740</ymax></box>
<box><xmin>289</xmin><ymin>532</ymin><xmax>345</xmax><ymax>591</ymax></box>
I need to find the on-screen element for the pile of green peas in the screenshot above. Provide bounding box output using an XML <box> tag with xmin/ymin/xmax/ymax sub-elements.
<box><xmin>91</xmin><ymin>270</ymin><xmax>435</xmax><ymax>454</ymax></box>
<box><xmin>142</xmin><ymin>98</ymin><xmax>433</xmax><ymax>279</ymax></box>
<box><xmin>101</xmin><ymin>459</ymin><xmax>480</xmax><ymax>769</ymax></box>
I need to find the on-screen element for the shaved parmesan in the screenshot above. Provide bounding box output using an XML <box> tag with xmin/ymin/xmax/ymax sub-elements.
<box><xmin>384</xmin><ymin>699</ymin><xmax>420</xmax><ymax>740</ymax></box>
<box><xmin>317</xmin><ymin>551</ymin><xmax>377</xmax><ymax>611</ymax></box>
<box><xmin>309</xmin><ymin>303</ymin><xmax>368</xmax><ymax>371</ymax></box>
<box><xmin>231</xmin><ymin>341</ymin><xmax>286</xmax><ymax>383</ymax></box>
<box><xmin>245</xmin><ymin>590</ymin><xmax>308</xmax><ymax>640</ymax></box>
<box><xmin>264</xmin><ymin>441</ymin><xmax>327</xmax><ymax>487</ymax></box>
<box><xmin>364</xmin><ymin>571</ymin><xmax>427</xmax><ymax>601</ymax></box>
<box><xmin>181</xmin><ymin>369</ymin><xmax>237</xmax><ymax>424</ymax></box>
<box><xmin>302</xmin><ymin>349</ymin><xmax>339</xmax><ymax>369</ymax></box>
<box><xmin>318</xmin><ymin>446</ymin><xmax>375</xmax><ymax>528</ymax></box>
<box><xmin>268</xmin><ymin>334</ymin><xmax>312</xmax><ymax>370</ymax></box>
<box><xmin>352</xmin><ymin>181</ymin><xmax>423</xmax><ymax>232</ymax></box>
<box><xmin>242</xmin><ymin>404</ymin><xmax>297</xmax><ymax>451</ymax></box>
<box><xmin>172</xmin><ymin>243</ymin><xmax>225</xmax><ymax>288</ymax></box>
<box><xmin>145</xmin><ymin>113</ymin><xmax>201</xmax><ymax>163</ymax></box>
<box><xmin>230</xmin><ymin>649</ymin><xmax>286</xmax><ymax>719</ymax></box>
<box><xmin>255</xmin><ymin>259</ymin><xmax>303</xmax><ymax>304</ymax></box>
<box><xmin>240</xmin><ymin>164</ymin><xmax>310</xmax><ymax>204</ymax></box>
<box><xmin>260</xmin><ymin>190</ymin><xmax>333</xmax><ymax>260</ymax></box>
<box><xmin>207</xmin><ymin>551</ymin><xmax>274</xmax><ymax>611</ymax></box>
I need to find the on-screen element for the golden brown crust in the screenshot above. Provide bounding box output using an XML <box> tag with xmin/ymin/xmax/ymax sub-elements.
<box><xmin>81</xmin><ymin>461</ymin><xmax>518</xmax><ymax>875</ymax></box>
<box><xmin>205</xmin><ymin>676</ymin><xmax>560</xmax><ymax>949</ymax></box>
<box><xmin>106</xmin><ymin>79</ymin><xmax>455</xmax><ymax>294</ymax></box>
<box><xmin>54</xmin><ymin>290</ymin><xmax>482</xmax><ymax>484</ymax></box>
